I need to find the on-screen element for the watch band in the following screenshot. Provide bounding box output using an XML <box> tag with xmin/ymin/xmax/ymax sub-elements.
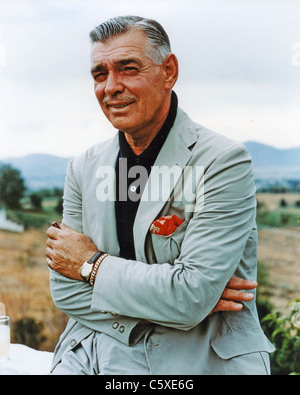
<box><xmin>87</xmin><ymin>251</ymin><xmax>103</xmax><ymax>264</ymax></box>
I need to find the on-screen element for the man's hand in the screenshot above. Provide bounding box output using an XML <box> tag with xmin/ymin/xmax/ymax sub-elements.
<box><xmin>46</xmin><ymin>223</ymin><xmax>98</xmax><ymax>281</ymax></box>
<box><xmin>210</xmin><ymin>276</ymin><xmax>258</xmax><ymax>314</ymax></box>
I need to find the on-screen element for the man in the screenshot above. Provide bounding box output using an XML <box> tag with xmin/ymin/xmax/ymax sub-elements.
<box><xmin>46</xmin><ymin>16</ymin><xmax>274</xmax><ymax>375</ymax></box>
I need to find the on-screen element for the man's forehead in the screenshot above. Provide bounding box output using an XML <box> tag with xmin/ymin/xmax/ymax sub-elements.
<box><xmin>91</xmin><ymin>30</ymin><xmax>148</xmax><ymax>64</ymax></box>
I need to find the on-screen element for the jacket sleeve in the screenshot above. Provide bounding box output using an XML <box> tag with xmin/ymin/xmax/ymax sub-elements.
<box><xmin>49</xmin><ymin>160</ymin><xmax>119</xmax><ymax>330</ymax></box>
<box><xmin>91</xmin><ymin>144</ymin><xmax>257</xmax><ymax>330</ymax></box>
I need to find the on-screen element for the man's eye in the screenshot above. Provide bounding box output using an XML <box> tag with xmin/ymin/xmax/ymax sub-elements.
<box><xmin>123</xmin><ymin>67</ymin><xmax>138</xmax><ymax>74</ymax></box>
<box><xmin>94</xmin><ymin>72</ymin><xmax>106</xmax><ymax>81</ymax></box>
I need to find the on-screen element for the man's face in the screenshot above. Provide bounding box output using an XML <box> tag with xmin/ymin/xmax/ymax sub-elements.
<box><xmin>90</xmin><ymin>29</ymin><xmax>171</xmax><ymax>137</ymax></box>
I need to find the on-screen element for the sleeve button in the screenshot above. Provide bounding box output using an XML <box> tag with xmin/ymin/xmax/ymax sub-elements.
<box><xmin>112</xmin><ymin>322</ymin><xmax>119</xmax><ymax>329</ymax></box>
<box><xmin>70</xmin><ymin>339</ymin><xmax>77</xmax><ymax>348</ymax></box>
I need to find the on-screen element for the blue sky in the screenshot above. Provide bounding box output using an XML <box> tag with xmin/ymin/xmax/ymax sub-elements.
<box><xmin>0</xmin><ymin>0</ymin><xmax>300</xmax><ymax>158</ymax></box>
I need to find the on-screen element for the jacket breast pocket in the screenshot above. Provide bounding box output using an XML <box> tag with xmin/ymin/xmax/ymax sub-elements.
<box><xmin>151</xmin><ymin>220</ymin><xmax>188</xmax><ymax>264</ymax></box>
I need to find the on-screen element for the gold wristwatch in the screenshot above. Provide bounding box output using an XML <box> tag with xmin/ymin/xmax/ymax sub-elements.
<box><xmin>80</xmin><ymin>252</ymin><xmax>102</xmax><ymax>282</ymax></box>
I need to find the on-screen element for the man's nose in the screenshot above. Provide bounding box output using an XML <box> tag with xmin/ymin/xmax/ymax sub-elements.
<box><xmin>104</xmin><ymin>72</ymin><xmax>125</xmax><ymax>96</ymax></box>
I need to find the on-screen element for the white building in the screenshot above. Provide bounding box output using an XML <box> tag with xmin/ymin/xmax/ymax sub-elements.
<box><xmin>0</xmin><ymin>206</ymin><xmax>24</xmax><ymax>233</ymax></box>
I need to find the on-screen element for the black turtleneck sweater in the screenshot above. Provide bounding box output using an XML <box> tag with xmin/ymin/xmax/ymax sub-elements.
<box><xmin>115</xmin><ymin>91</ymin><xmax>178</xmax><ymax>259</ymax></box>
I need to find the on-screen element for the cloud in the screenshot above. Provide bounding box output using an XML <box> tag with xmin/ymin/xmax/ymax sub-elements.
<box><xmin>176</xmin><ymin>80</ymin><xmax>300</xmax><ymax>149</ymax></box>
<box><xmin>0</xmin><ymin>0</ymin><xmax>300</xmax><ymax>158</ymax></box>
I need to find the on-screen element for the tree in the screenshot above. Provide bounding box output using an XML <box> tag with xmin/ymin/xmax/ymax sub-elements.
<box><xmin>53</xmin><ymin>187</ymin><xmax>63</xmax><ymax>214</ymax></box>
<box><xmin>12</xmin><ymin>317</ymin><xmax>46</xmax><ymax>350</ymax></box>
<box><xmin>0</xmin><ymin>163</ymin><xmax>26</xmax><ymax>209</ymax></box>
<box><xmin>55</xmin><ymin>195</ymin><xmax>63</xmax><ymax>214</ymax></box>
<box><xmin>29</xmin><ymin>192</ymin><xmax>42</xmax><ymax>210</ymax></box>
<box><xmin>279</xmin><ymin>198</ymin><xmax>287</xmax><ymax>208</ymax></box>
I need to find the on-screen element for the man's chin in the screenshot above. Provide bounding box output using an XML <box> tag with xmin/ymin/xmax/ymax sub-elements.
<box><xmin>106</xmin><ymin>114</ymin><xmax>138</xmax><ymax>133</ymax></box>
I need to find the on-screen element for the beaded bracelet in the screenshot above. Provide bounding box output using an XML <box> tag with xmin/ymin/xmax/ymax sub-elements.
<box><xmin>89</xmin><ymin>253</ymin><xmax>109</xmax><ymax>286</ymax></box>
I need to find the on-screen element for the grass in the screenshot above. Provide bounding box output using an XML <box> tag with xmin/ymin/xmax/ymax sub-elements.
<box><xmin>0</xmin><ymin>227</ymin><xmax>68</xmax><ymax>351</ymax></box>
<box><xmin>256</xmin><ymin>193</ymin><xmax>300</xmax><ymax>228</ymax></box>
<box><xmin>7</xmin><ymin>209</ymin><xmax>60</xmax><ymax>229</ymax></box>
<box><xmin>7</xmin><ymin>196</ymin><xmax>62</xmax><ymax>229</ymax></box>
<box><xmin>0</xmin><ymin>195</ymin><xmax>65</xmax><ymax>351</ymax></box>
<box><xmin>256</xmin><ymin>210</ymin><xmax>299</xmax><ymax>228</ymax></box>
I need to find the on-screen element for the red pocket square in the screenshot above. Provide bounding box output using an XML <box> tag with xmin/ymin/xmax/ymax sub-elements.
<box><xmin>149</xmin><ymin>215</ymin><xmax>184</xmax><ymax>236</ymax></box>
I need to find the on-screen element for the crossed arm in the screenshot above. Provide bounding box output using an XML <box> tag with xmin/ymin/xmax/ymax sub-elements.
<box><xmin>46</xmin><ymin>223</ymin><xmax>257</xmax><ymax>317</ymax></box>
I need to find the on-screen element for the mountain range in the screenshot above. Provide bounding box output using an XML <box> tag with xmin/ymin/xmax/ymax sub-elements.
<box><xmin>0</xmin><ymin>153</ymin><xmax>72</xmax><ymax>190</ymax></box>
<box><xmin>244</xmin><ymin>142</ymin><xmax>300</xmax><ymax>179</ymax></box>
<box><xmin>0</xmin><ymin>141</ymin><xmax>300</xmax><ymax>190</ymax></box>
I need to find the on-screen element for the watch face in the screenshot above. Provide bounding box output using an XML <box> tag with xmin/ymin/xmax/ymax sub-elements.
<box><xmin>81</xmin><ymin>262</ymin><xmax>92</xmax><ymax>279</ymax></box>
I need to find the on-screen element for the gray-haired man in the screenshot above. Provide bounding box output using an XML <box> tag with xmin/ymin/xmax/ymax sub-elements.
<box><xmin>46</xmin><ymin>16</ymin><xmax>274</xmax><ymax>375</ymax></box>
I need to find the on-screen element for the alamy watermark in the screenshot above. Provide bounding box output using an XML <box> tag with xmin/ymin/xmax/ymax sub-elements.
<box><xmin>95</xmin><ymin>160</ymin><xmax>205</xmax><ymax>213</ymax></box>
<box><xmin>291</xmin><ymin>42</ymin><xmax>300</xmax><ymax>67</ymax></box>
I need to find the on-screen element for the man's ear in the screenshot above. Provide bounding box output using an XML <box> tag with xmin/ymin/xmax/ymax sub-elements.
<box><xmin>163</xmin><ymin>53</ymin><xmax>179</xmax><ymax>90</ymax></box>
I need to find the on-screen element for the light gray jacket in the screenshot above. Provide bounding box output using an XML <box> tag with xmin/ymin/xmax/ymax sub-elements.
<box><xmin>50</xmin><ymin>107</ymin><xmax>275</xmax><ymax>374</ymax></box>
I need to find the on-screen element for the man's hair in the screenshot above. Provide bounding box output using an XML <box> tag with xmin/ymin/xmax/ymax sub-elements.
<box><xmin>89</xmin><ymin>16</ymin><xmax>171</xmax><ymax>65</ymax></box>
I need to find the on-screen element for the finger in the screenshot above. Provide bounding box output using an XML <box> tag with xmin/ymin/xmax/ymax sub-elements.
<box><xmin>226</xmin><ymin>276</ymin><xmax>258</xmax><ymax>290</ymax></box>
<box><xmin>46</xmin><ymin>238</ymin><xmax>55</xmax><ymax>248</ymax></box>
<box><xmin>211</xmin><ymin>299</ymin><xmax>243</xmax><ymax>314</ymax></box>
<box><xmin>221</xmin><ymin>288</ymin><xmax>254</xmax><ymax>301</ymax></box>
<box><xmin>45</xmin><ymin>246</ymin><xmax>54</xmax><ymax>260</ymax></box>
<box><xmin>46</xmin><ymin>225</ymin><xmax>61</xmax><ymax>239</ymax></box>
<box><xmin>46</xmin><ymin>227</ymin><xmax>57</xmax><ymax>239</ymax></box>
<box><xmin>46</xmin><ymin>257</ymin><xmax>52</xmax><ymax>267</ymax></box>
<box><xmin>45</xmin><ymin>247</ymin><xmax>53</xmax><ymax>266</ymax></box>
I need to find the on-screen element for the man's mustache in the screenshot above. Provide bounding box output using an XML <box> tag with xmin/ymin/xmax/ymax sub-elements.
<box><xmin>102</xmin><ymin>96</ymin><xmax>137</xmax><ymax>104</ymax></box>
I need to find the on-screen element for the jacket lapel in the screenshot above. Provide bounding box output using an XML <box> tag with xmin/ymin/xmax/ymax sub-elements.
<box><xmin>133</xmin><ymin>108</ymin><xmax>198</xmax><ymax>261</ymax></box>
<box><xmin>83</xmin><ymin>134</ymin><xmax>120</xmax><ymax>256</ymax></box>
